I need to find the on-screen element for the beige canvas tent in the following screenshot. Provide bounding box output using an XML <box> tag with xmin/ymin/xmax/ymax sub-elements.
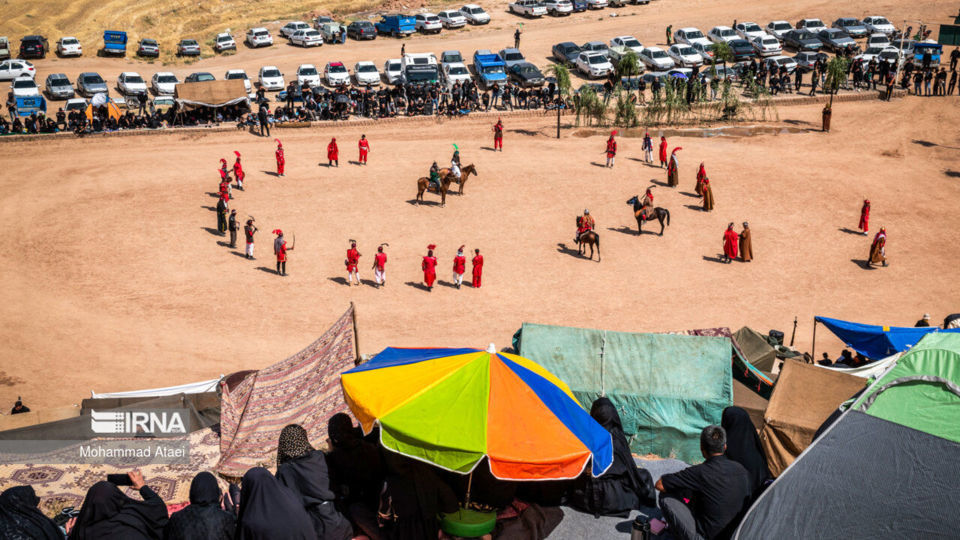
<box><xmin>175</xmin><ymin>79</ymin><xmax>249</xmax><ymax>110</ymax></box>
<box><xmin>759</xmin><ymin>358</ymin><xmax>865</xmax><ymax>476</ymax></box>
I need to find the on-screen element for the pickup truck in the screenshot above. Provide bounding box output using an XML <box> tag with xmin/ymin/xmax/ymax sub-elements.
<box><xmin>509</xmin><ymin>0</ymin><xmax>547</xmax><ymax>17</ymax></box>
<box><xmin>473</xmin><ymin>49</ymin><xmax>507</xmax><ymax>88</ymax></box>
<box><xmin>376</xmin><ymin>14</ymin><xmax>416</xmax><ymax>37</ymax></box>
<box><xmin>607</xmin><ymin>46</ymin><xmax>644</xmax><ymax>72</ymax></box>
<box><xmin>102</xmin><ymin>30</ymin><xmax>127</xmax><ymax>56</ymax></box>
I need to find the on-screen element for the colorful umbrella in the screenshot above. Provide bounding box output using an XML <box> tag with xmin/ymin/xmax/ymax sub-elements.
<box><xmin>341</xmin><ymin>346</ymin><xmax>613</xmax><ymax>480</ymax></box>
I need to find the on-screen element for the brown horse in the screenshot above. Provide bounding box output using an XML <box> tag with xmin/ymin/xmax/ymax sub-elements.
<box><xmin>627</xmin><ymin>196</ymin><xmax>671</xmax><ymax>235</ymax></box>
<box><xmin>416</xmin><ymin>173</ymin><xmax>455</xmax><ymax>207</ymax></box>
<box><xmin>438</xmin><ymin>163</ymin><xmax>479</xmax><ymax>194</ymax></box>
<box><xmin>575</xmin><ymin>216</ymin><xmax>601</xmax><ymax>261</ymax></box>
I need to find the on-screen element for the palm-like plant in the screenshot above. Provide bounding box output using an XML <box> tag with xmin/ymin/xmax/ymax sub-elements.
<box><xmin>711</xmin><ymin>42</ymin><xmax>735</xmax><ymax>73</ymax></box>
<box><xmin>548</xmin><ymin>63</ymin><xmax>572</xmax><ymax>99</ymax></box>
<box><xmin>616</xmin><ymin>51</ymin><xmax>642</xmax><ymax>79</ymax></box>
<box><xmin>824</xmin><ymin>56</ymin><xmax>849</xmax><ymax>107</ymax></box>
<box><xmin>613</xmin><ymin>85</ymin><xmax>639</xmax><ymax>128</ymax></box>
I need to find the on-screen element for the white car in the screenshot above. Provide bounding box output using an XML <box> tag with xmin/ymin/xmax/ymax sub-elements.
<box><xmin>610</xmin><ymin>36</ymin><xmax>643</xmax><ymax>54</ymax></box>
<box><xmin>325</xmin><ymin>61</ymin><xmax>350</xmax><ymax>86</ymax></box>
<box><xmin>708</xmin><ymin>26</ymin><xmax>738</xmax><ymax>44</ymax></box>
<box><xmin>765</xmin><ymin>21</ymin><xmax>793</xmax><ymax>40</ymax></box>
<box><xmin>246</xmin><ymin>28</ymin><xmax>273</xmax><ymax>47</ymax></box>
<box><xmin>117</xmin><ymin>72</ymin><xmax>147</xmax><ymax>95</ymax></box>
<box><xmin>855</xmin><ymin>46</ymin><xmax>896</xmax><ymax>64</ymax></box>
<box><xmin>509</xmin><ymin>0</ymin><xmax>547</xmax><ymax>17</ymax></box>
<box><xmin>56</xmin><ymin>36</ymin><xmax>82</xmax><ymax>57</ymax></box>
<box><xmin>764</xmin><ymin>55</ymin><xmax>798</xmax><ymax>73</ymax></box>
<box><xmin>224</xmin><ymin>69</ymin><xmax>252</xmax><ymax>94</ymax></box>
<box><xmin>866</xmin><ymin>33</ymin><xmax>891</xmax><ymax>49</ymax></box>
<box><xmin>639</xmin><ymin>46</ymin><xmax>675</xmax><ymax>70</ymax></box>
<box><xmin>751</xmin><ymin>35</ymin><xmax>782</xmax><ymax>56</ymax></box>
<box><xmin>796</xmin><ymin>18</ymin><xmax>827</xmax><ymax>34</ymax></box>
<box><xmin>437</xmin><ymin>10</ymin><xmax>467</xmax><ymax>28</ymax></box>
<box><xmin>735</xmin><ymin>22</ymin><xmax>766</xmax><ymax>40</ymax></box>
<box><xmin>543</xmin><ymin>0</ymin><xmax>573</xmax><ymax>15</ymax></box>
<box><xmin>280</xmin><ymin>21</ymin><xmax>311</xmax><ymax>38</ymax></box>
<box><xmin>151</xmin><ymin>72</ymin><xmax>179</xmax><ymax>95</ymax></box>
<box><xmin>213</xmin><ymin>33</ymin><xmax>236</xmax><ymax>52</ymax></box>
<box><xmin>459</xmin><ymin>4</ymin><xmax>491</xmax><ymax>24</ymax></box>
<box><xmin>576</xmin><ymin>51</ymin><xmax>613</xmax><ymax>78</ymax></box>
<box><xmin>11</xmin><ymin>76</ymin><xmax>39</xmax><ymax>98</ymax></box>
<box><xmin>296</xmin><ymin>64</ymin><xmax>322</xmax><ymax>87</ymax></box>
<box><xmin>443</xmin><ymin>62</ymin><xmax>472</xmax><ymax>88</ymax></box>
<box><xmin>415</xmin><ymin>13</ymin><xmax>443</xmax><ymax>33</ymax></box>
<box><xmin>0</xmin><ymin>59</ymin><xmax>35</xmax><ymax>81</ymax></box>
<box><xmin>258</xmin><ymin>66</ymin><xmax>285</xmax><ymax>91</ymax></box>
<box><xmin>862</xmin><ymin>16</ymin><xmax>896</xmax><ymax>36</ymax></box>
<box><xmin>353</xmin><ymin>61</ymin><xmax>381</xmax><ymax>86</ymax></box>
<box><xmin>384</xmin><ymin>58</ymin><xmax>403</xmax><ymax>84</ymax></box>
<box><xmin>587</xmin><ymin>0</ymin><xmax>607</xmax><ymax>8</ymax></box>
<box><xmin>290</xmin><ymin>29</ymin><xmax>323</xmax><ymax>47</ymax></box>
<box><xmin>674</xmin><ymin>27</ymin><xmax>710</xmax><ymax>47</ymax></box>
<box><xmin>667</xmin><ymin>44</ymin><xmax>703</xmax><ymax>67</ymax></box>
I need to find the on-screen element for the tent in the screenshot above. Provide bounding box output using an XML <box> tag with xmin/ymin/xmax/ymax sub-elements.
<box><xmin>175</xmin><ymin>79</ymin><xmax>249</xmax><ymax>110</ymax></box>
<box><xmin>732</xmin><ymin>327</ymin><xmax>778</xmax><ymax>372</ymax></box>
<box><xmin>517</xmin><ymin>322</ymin><xmax>732</xmax><ymax>464</ymax></box>
<box><xmin>85</xmin><ymin>101</ymin><xmax>121</xmax><ymax>121</ymax></box>
<box><xmin>818</xmin><ymin>352</ymin><xmax>900</xmax><ymax>379</ymax></box>
<box><xmin>758</xmin><ymin>359</ymin><xmax>865</xmax><ymax>476</ymax></box>
<box><xmin>91</xmin><ymin>378</ymin><xmax>222</xmax><ymax>398</ymax></box>
<box><xmin>735</xmin><ymin>333</ymin><xmax>960</xmax><ymax>539</ymax></box>
<box><xmin>814</xmin><ymin>315</ymin><xmax>960</xmax><ymax>359</ymax></box>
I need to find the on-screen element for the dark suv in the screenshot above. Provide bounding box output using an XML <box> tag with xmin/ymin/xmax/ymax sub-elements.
<box><xmin>347</xmin><ymin>21</ymin><xmax>376</xmax><ymax>40</ymax></box>
<box><xmin>20</xmin><ymin>35</ymin><xmax>48</xmax><ymax>59</ymax></box>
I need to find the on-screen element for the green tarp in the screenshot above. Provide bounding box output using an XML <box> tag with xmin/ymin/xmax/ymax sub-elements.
<box><xmin>517</xmin><ymin>323</ymin><xmax>732</xmax><ymax>463</ymax></box>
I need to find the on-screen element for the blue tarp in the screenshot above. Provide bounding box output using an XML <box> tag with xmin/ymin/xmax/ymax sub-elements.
<box><xmin>815</xmin><ymin>316</ymin><xmax>960</xmax><ymax>359</ymax></box>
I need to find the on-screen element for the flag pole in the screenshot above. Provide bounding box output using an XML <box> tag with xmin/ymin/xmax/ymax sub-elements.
<box><xmin>351</xmin><ymin>302</ymin><xmax>362</xmax><ymax>366</ymax></box>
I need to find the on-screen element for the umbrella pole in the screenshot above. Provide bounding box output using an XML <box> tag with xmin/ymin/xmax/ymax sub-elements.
<box><xmin>465</xmin><ymin>470</ymin><xmax>474</xmax><ymax>508</ymax></box>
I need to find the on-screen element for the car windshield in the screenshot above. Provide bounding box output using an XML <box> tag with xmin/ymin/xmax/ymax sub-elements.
<box><xmin>744</xmin><ymin>24</ymin><xmax>760</xmax><ymax>32</ymax></box>
<box><xmin>358</xmin><ymin>65</ymin><xmax>377</xmax><ymax>73</ymax></box>
<box><xmin>504</xmin><ymin>52</ymin><xmax>523</xmax><ymax>61</ymax></box>
<box><xmin>720</xmin><ymin>29</ymin><xmax>735</xmax><ymax>36</ymax></box>
<box><xmin>63</xmin><ymin>38</ymin><xmax>78</xmax><ymax>45</ymax></box>
<box><xmin>518</xmin><ymin>65</ymin><xmax>537</xmax><ymax>74</ymax></box>
<box><xmin>50</xmin><ymin>75</ymin><xmax>67</xmax><ymax>82</ymax></box>
<box><xmin>624</xmin><ymin>39</ymin><xmax>641</xmax><ymax>47</ymax></box>
<box><xmin>196</xmin><ymin>74</ymin><xmax>214</xmax><ymax>81</ymax></box>
<box><xmin>798</xmin><ymin>32</ymin><xmax>815</xmax><ymax>39</ymax></box>
<box><xmin>651</xmin><ymin>50</ymin><xmax>667</xmax><ymax>58</ymax></box>
<box><xmin>264</xmin><ymin>69</ymin><xmax>281</xmax><ymax>77</ymax></box>
<box><xmin>158</xmin><ymin>75</ymin><xmax>177</xmax><ymax>82</ymax></box>
<box><xmin>443</xmin><ymin>53</ymin><xmax>463</xmax><ymax>62</ymax></box>
<box><xmin>774</xmin><ymin>22</ymin><xmax>791</xmax><ymax>30</ymax></box>
<box><xmin>126</xmin><ymin>75</ymin><xmax>144</xmax><ymax>83</ymax></box>
<box><xmin>449</xmin><ymin>66</ymin><xmax>468</xmax><ymax>75</ymax></box>
<box><xmin>873</xmin><ymin>17</ymin><xmax>890</xmax><ymax>25</ymax></box>
<box><xmin>806</xmin><ymin>20</ymin><xmax>823</xmax><ymax>27</ymax></box>
<box><xmin>469</xmin><ymin>7</ymin><xmax>483</xmax><ymax>13</ymax></box>
<box><xmin>426</xmin><ymin>16</ymin><xmax>439</xmax><ymax>22</ymax></box>
<box><xmin>83</xmin><ymin>75</ymin><xmax>103</xmax><ymax>84</ymax></box>
<box><xmin>255</xmin><ymin>31</ymin><xmax>269</xmax><ymax>37</ymax></box>
<box><xmin>183</xmin><ymin>40</ymin><xmax>198</xmax><ymax>46</ymax></box>
<box><xmin>407</xmin><ymin>69</ymin><xmax>437</xmax><ymax>81</ymax></box>
<box><xmin>299</xmin><ymin>67</ymin><xmax>318</xmax><ymax>75</ymax></box>
<box><xmin>763</xmin><ymin>38</ymin><xmax>778</xmax><ymax>45</ymax></box>
<box><xmin>686</xmin><ymin>30</ymin><xmax>704</xmax><ymax>38</ymax></box>
<box><xmin>388</xmin><ymin>62</ymin><xmax>401</xmax><ymax>70</ymax></box>
<box><xmin>358</xmin><ymin>22</ymin><xmax>373</xmax><ymax>27</ymax></box>
<box><xmin>218</xmin><ymin>36</ymin><xmax>232</xmax><ymax>42</ymax></box>
<box><xmin>226</xmin><ymin>73</ymin><xmax>246</xmax><ymax>79</ymax></box>
<box><xmin>865</xmin><ymin>47</ymin><xmax>885</xmax><ymax>54</ymax></box>
<box><xmin>588</xmin><ymin>55</ymin><xmax>607</xmax><ymax>64</ymax></box>
<box><xmin>143</xmin><ymin>39</ymin><xmax>157</xmax><ymax>45</ymax></box>
<box><xmin>677</xmin><ymin>46</ymin><xmax>694</xmax><ymax>54</ymax></box>
<box><xmin>562</xmin><ymin>44</ymin><xmax>579</xmax><ymax>53</ymax></box>
<box><xmin>483</xmin><ymin>65</ymin><xmax>504</xmax><ymax>74</ymax></box>
<box><xmin>329</xmin><ymin>65</ymin><xmax>347</xmax><ymax>73</ymax></box>
<box><xmin>305</xmin><ymin>30</ymin><xmax>320</xmax><ymax>36</ymax></box>
<box><xmin>13</xmin><ymin>80</ymin><xmax>35</xmax><ymax>88</ymax></box>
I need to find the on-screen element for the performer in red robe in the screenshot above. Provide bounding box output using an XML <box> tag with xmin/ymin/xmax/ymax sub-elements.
<box><xmin>453</xmin><ymin>245</ymin><xmax>466</xmax><ymax>289</ymax></box>
<box><xmin>696</xmin><ymin>162</ymin><xmax>706</xmax><ymax>196</ymax></box>
<box><xmin>666</xmin><ymin>146</ymin><xmax>682</xmax><ymax>187</ymax></box>
<box><xmin>722</xmin><ymin>223</ymin><xmax>739</xmax><ymax>263</ymax></box>
<box><xmin>471</xmin><ymin>249</ymin><xmax>484</xmax><ymax>288</ymax></box>
<box><xmin>659</xmin><ymin>136</ymin><xmax>668</xmax><ymax>168</ymax></box>
<box><xmin>358</xmin><ymin>135</ymin><xmax>370</xmax><ymax>164</ymax></box>
<box><xmin>233</xmin><ymin>151</ymin><xmax>245</xmax><ymax>191</ymax></box>
<box><xmin>869</xmin><ymin>227</ymin><xmax>887</xmax><ymax>266</ymax></box>
<box><xmin>605</xmin><ymin>131</ymin><xmax>617</xmax><ymax>168</ymax></box>
<box><xmin>327</xmin><ymin>137</ymin><xmax>339</xmax><ymax>167</ymax></box>
<box><xmin>346</xmin><ymin>241</ymin><xmax>361</xmax><ymax>286</ymax></box>
<box><xmin>858</xmin><ymin>199</ymin><xmax>870</xmax><ymax>235</ymax></box>
<box><xmin>493</xmin><ymin>118</ymin><xmax>504</xmax><ymax>151</ymax></box>
<box><xmin>422</xmin><ymin>245</ymin><xmax>438</xmax><ymax>290</ymax></box>
<box><xmin>372</xmin><ymin>244</ymin><xmax>388</xmax><ymax>288</ymax></box>
<box><xmin>275</xmin><ymin>139</ymin><xmax>285</xmax><ymax>177</ymax></box>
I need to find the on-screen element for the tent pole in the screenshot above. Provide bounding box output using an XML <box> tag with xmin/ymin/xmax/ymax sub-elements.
<box><xmin>465</xmin><ymin>470</ymin><xmax>474</xmax><ymax>508</ymax></box>
<box><xmin>351</xmin><ymin>302</ymin><xmax>362</xmax><ymax>366</ymax></box>
<box><xmin>811</xmin><ymin>318</ymin><xmax>817</xmax><ymax>361</ymax></box>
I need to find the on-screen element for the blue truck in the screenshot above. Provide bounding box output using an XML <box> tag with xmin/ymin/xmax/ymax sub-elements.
<box><xmin>375</xmin><ymin>15</ymin><xmax>416</xmax><ymax>38</ymax></box>
<box><xmin>102</xmin><ymin>30</ymin><xmax>127</xmax><ymax>56</ymax></box>
<box><xmin>472</xmin><ymin>50</ymin><xmax>507</xmax><ymax>88</ymax></box>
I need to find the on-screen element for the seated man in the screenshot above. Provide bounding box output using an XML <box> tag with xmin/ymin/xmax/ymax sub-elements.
<box><xmin>655</xmin><ymin>425</ymin><xmax>751</xmax><ymax>540</ymax></box>
<box><xmin>429</xmin><ymin>162</ymin><xmax>442</xmax><ymax>191</ymax></box>
<box><xmin>576</xmin><ymin>209</ymin><xmax>595</xmax><ymax>243</ymax></box>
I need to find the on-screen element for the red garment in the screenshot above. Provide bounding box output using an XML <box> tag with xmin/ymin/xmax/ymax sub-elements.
<box><xmin>219</xmin><ymin>181</ymin><xmax>230</xmax><ymax>202</ymax></box>
<box><xmin>697</xmin><ymin>164</ymin><xmax>706</xmax><ymax>183</ymax></box>
<box><xmin>233</xmin><ymin>160</ymin><xmax>244</xmax><ymax>182</ymax></box>
<box><xmin>358</xmin><ymin>139</ymin><xmax>370</xmax><ymax>163</ymax></box>
<box><xmin>472</xmin><ymin>254</ymin><xmax>483</xmax><ymax>287</ymax></box>
<box><xmin>219</xmin><ymin>167</ymin><xmax>229</xmax><ymax>181</ymax></box>
<box><xmin>859</xmin><ymin>202</ymin><xmax>870</xmax><ymax>232</ymax></box>
<box><xmin>606</xmin><ymin>138</ymin><xmax>617</xmax><ymax>158</ymax></box>
<box><xmin>346</xmin><ymin>248</ymin><xmax>360</xmax><ymax>271</ymax></box>
<box><xmin>328</xmin><ymin>140</ymin><xmax>339</xmax><ymax>160</ymax></box>
<box><xmin>374</xmin><ymin>252</ymin><xmax>387</xmax><ymax>271</ymax></box>
<box><xmin>723</xmin><ymin>229</ymin><xmax>739</xmax><ymax>259</ymax></box>
<box><xmin>453</xmin><ymin>255</ymin><xmax>466</xmax><ymax>274</ymax></box>
<box><xmin>422</xmin><ymin>256</ymin><xmax>438</xmax><ymax>286</ymax></box>
<box><xmin>276</xmin><ymin>147</ymin><xmax>285</xmax><ymax>175</ymax></box>
<box><xmin>493</xmin><ymin>122</ymin><xmax>503</xmax><ymax>149</ymax></box>
<box><xmin>659</xmin><ymin>138</ymin><xmax>668</xmax><ymax>162</ymax></box>
<box><xmin>276</xmin><ymin>239</ymin><xmax>288</xmax><ymax>262</ymax></box>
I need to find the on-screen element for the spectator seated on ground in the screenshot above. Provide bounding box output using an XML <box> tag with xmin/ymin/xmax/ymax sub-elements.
<box><xmin>0</xmin><ymin>484</ymin><xmax>62</xmax><ymax>539</ymax></box>
<box><xmin>236</xmin><ymin>467</ymin><xmax>315</xmax><ymax>540</ymax></box>
<box><xmin>379</xmin><ymin>451</ymin><xmax>459</xmax><ymax>540</ymax></box>
<box><xmin>655</xmin><ymin>425</ymin><xmax>751</xmax><ymax>540</ymax></box>
<box><xmin>164</xmin><ymin>472</ymin><xmax>235</xmax><ymax>540</ymax></box>
<box><xmin>68</xmin><ymin>470</ymin><xmax>169</xmax><ymax>539</ymax></box>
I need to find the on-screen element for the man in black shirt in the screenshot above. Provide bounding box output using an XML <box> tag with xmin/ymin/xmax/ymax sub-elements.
<box><xmin>915</xmin><ymin>313</ymin><xmax>931</xmax><ymax>327</ymax></box>
<box><xmin>655</xmin><ymin>425</ymin><xmax>751</xmax><ymax>540</ymax></box>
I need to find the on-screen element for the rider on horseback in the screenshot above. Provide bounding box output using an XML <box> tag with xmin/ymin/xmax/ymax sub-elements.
<box><xmin>429</xmin><ymin>162</ymin><xmax>442</xmax><ymax>191</ymax></box>
<box><xmin>576</xmin><ymin>209</ymin><xmax>595</xmax><ymax>243</ymax></box>
<box><xmin>450</xmin><ymin>150</ymin><xmax>462</xmax><ymax>182</ymax></box>
<box><xmin>640</xmin><ymin>187</ymin><xmax>655</xmax><ymax>221</ymax></box>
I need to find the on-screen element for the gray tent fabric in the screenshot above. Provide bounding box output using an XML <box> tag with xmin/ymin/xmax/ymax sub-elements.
<box><xmin>734</xmin><ymin>410</ymin><xmax>960</xmax><ymax>539</ymax></box>
<box><xmin>732</xmin><ymin>327</ymin><xmax>778</xmax><ymax>373</ymax></box>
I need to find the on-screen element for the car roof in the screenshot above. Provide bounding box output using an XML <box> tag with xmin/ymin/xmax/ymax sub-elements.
<box><xmin>120</xmin><ymin>71</ymin><xmax>141</xmax><ymax>76</ymax></box>
<box><xmin>356</xmin><ymin>61</ymin><xmax>375</xmax><ymax>66</ymax></box>
<box><xmin>615</xmin><ymin>35</ymin><xmax>639</xmax><ymax>40</ymax></box>
<box><xmin>60</xmin><ymin>36</ymin><xmax>78</xmax><ymax>40</ymax></box>
<box><xmin>261</xmin><ymin>65</ymin><xmax>280</xmax><ymax>70</ymax></box>
<box><xmin>711</xmin><ymin>26</ymin><xmax>733</xmax><ymax>31</ymax></box>
<box><xmin>286</xmin><ymin>21</ymin><xmax>308</xmax><ymax>25</ymax></box>
<box><xmin>79</xmin><ymin>72</ymin><xmax>100</xmax><ymax>76</ymax></box>
<box><xmin>217</xmin><ymin>33</ymin><xmax>232</xmax><ymax>37</ymax></box>
<box><xmin>298</xmin><ymin>63</ymin><xmax>317</xmax><ymax>69</ymax></box>
<box><xmin>250</xmin><ymin>27</ymin><xmax>269</xmax><ymax>32</ymax></box>
<box><xmin>155</xmin><ymin>71</ymin><xmax>176</xmax><ymax>76</ymax></box>
<box><xmin>328</xmin><ymin>61</ymin><xmax>345</xmax><ymax>67</ymax></box>
<box><xmin>644</xmin><ymin>46</ymin><xmax>664</xmax><ymax>51</ymax></box>
<box><xmin>583</xmin><ymin>50</ymin><xmax>607</xmax><ymax>56</ymax></box>
<box><xmin>501</xmin><ymin>47</ymin><xmax>521</xmax><ymax>53</ymax></box>
<box><xmin>463</xmin><ymin>4</ymin><xmax>482</xmax><ymax>8</ymax></box>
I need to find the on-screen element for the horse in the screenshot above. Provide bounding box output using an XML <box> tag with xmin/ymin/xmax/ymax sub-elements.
<box><xmin>627</xmin><ymin>196</ymin><xmax>671</xmax><ymax>236</ymax></box>
<box><xmin>416</xmin><ymin>173</ymin><xmax>455</xmax><ymax>207</ymax></box>
<box><xmin>575</xmin><ymin>216</ymin><xmax>601</xmax><ymax>261</ymax></box>
<box><xmin>438</xmin><ymin>163</ymin><xmax>478</xmax><ymax>194</ymax></box>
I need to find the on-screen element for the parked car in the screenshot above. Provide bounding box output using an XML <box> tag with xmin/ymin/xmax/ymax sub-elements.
<box><xmin>610</xmin><ymin>36</ymin><xmax>643</xmax><ymax>54</ymax></box>
<box><xmin>576</xmin><ymin>51</ymin><xmax>614</xmax><ymax>78</ymax></box>
<box><xmin>707</xmin><ymin>26</ymin><xmax>738</xmax><ymax>44</ymax></box>
<box><xmin>353</xmin><ymin>61</ymin><xmax>381</xmax><ymax>86</ymax></box>
<box><xmin>728</xmin><ymin>39</ymin><xmax>756</xmax><ymax>61</ymax></box>
<box><xmin>151</xmin><ymin>72</ymin><xmax>179</xmax><ymax>94</ymax></box>
<box><xmin>117</xmin><ymin>72</ymin><xmax>147</xmax><ymax>95</ymax></box>
<box><xmin>543</xmin><ymin>0</ymin><xmax>573</xmax><ymax>15</ymax></box>
<box><xmin>764</xmin><ymin>55</ymin><xmax>798</xmax><ymax>73</ymax></box>
<box><xmin>866</xmin><ymin>33</ymin><xmax>891</xmax><ymax>49</ymax></box>
<box><xmin>314</xmin><ymin>16</ymin><xmax>334</xmax><ymax>27</ymax></box>
<box><xmin>586</xmin><ymin>0</ymin><xmax>608</xmax><ymax>9</ymax></box>
<box><xmin>77</xmin><ymin>72</ymin><xmax>107</xmax><ymax>96</ymax></box>
<box><xmin>0</xmin><ymin>37</ymin><xmax>9</xmax><ymax>60</ymax></box>
<box><xmin>384</xmin><ymin>59</ymin><xmax>403</xmax><ymax>84</ymax></box>
<box><xmin>735</xmin><ymin>22</ymin><xmax>765</xmax><ymax>40</ymax></box>
<box><xmin>347</xmin><ymin>21</ymin><xmax>377</xmax><ymax>39</ymax></box>
<box><xmin>290</xmin><ymin>29</ymin><xmax>323</xmax><ymax>47</ymax></box>
<box><xmin>291</xmin><ymin>64</ymin><xmax>318</xmax><ymax>87</ymax></box>
<box><xmin>437</xmin><ymin>10</ymin><xmax>467</xmax><ymax>28</ymax></box>
<box><xmin>855</xmin><ymin>45</ymin><xmax>896</xmax><ymax>64</ymax></box>
<box><xmin>415</xmin><ymin>13</ymin><xmax>443</xmax><ymax>33</ymax></box>
<box><xmin>102</xmin><ymin>31</ymin><xmax>127</xmax><ymax>56</ymax></box>
<box><xmin>818</xmin><ymin>29</ymin><xmax>856</xmax><ymax>53</ymax></box>
<box><xmin>44</xmin><ymin>73</ymin><xmax>74</xmax><ymax>99</ymax></box>
<box><xmin>765</xmin><ymin>20</ymin><xmax>793</xmax><ymax>40</ymax></box>
<box><xmin>224</xmin><ymin>69</ymin><xmax>251</xmax><ymax>93</ymax></box>
<box><xmin>667</xmin><ymin>44</ymin><xmax>703</xmax><ymax>67</ymax></box>
<box><xmin>376</xmin><ymin>14</ymin><xmax>416</xmax><ymax>37</ymax></box>
<box><xmin>19</xmin><ymin>35</ymin><xmax>48</xmax><ymax>59</ymax></box>
<box><xmin>442</xmin><ymin>62</ymin><xmax>472</xmax><ymax>87</ymax></box>
<box><xmin>508</xmin><ymin>61</ymin><xmax>545</xmax><ymax>86</ymax></box>
<box><xmin>214</xmin><ymin>33</ymin><xmax>236</xmax><ymax>52</ymax></box>
<box><xmin>0</xmin><ymin>59</ymin><xmax>35</xmax><ymax>80</ymax></box>
<box><xmin>460</xmin><ymin>4</ymin><xmax>491</xmax><ymax>24</ymax></box>
<box><xmin>570</xmin><ymin>0</ymin><xmax>588</xmax><ymax>12</ymax></box>
<box><xmin>56</xmin><ymin>37</ymin><xmax>82</xmax><ymax>57</ymax></box>
<box><xmin>185</xmin><ymin>72</ymin><xmax>215</xmax><ymax>82</ymax></box>
<box><xmin>509</xmin><ymin>0</ymin><xmax>547</xmax><ymax>17</ymax></box>
<box><xmin>691</xmin><ymin>42</ymin><xmax>718</xmax><ymax>62</ymax></box>
<box><xmin>792</xmin><ymin>51</ymin><xmax>828</xmax><ymax>71</ymax></box>
<box><xmin>499</xmin><ymin>48</ymin><xmax>526</xmax><ymax>69</ymax></box>
<box><xmin>11</xmin><ymin>76</ymin><xmax>40</xmax><ymax>98</ymax></box>
<box><xmin>318</xmin><ymin>23</ymin><xmax>347</xmax><ymax>43</ymax></box>
<box><xmin>64</xmin><ymin>98</ymin><xmax>87</xmax><ymax>113</ymax></box>
<box><xmin>796</xmin><ymin>18</ymin><xmax>827</xmax><ymax>33</ymax></box>
<box><xmin>552</xmin><ymin>42</ymin><xmax>581</xmax><ymax>65</ymax></box>
<box><xmin>177</xmin><ymin>39</ymin><xmax>201</xmax><ymax>56</ymax></box>
<box><xmin>674</xmin><ymin>27</ymin><xmax>710</xmax><ymax>47</ymax></box>
<box><xmin>403</xmin><ymin>53</ymin><xmax>439</xmax><ymax>86</ymax></box>
<box><xmin>639</xmin><ymin>46</ymin><xmax>674</xmax><ymax>70</ymax></box>
<box><xmin>751</xmin><ymin>34</ymin><xmax>782</xmax><ymax>57</ymax></box>
<box><xmin>325</xmin><ymin>61</ymin><xmax>350</xmax><ymax>86</ymax></box>
<box><xmin>608</xmin><ymin>45</ymin><xmax>644</xmax><ymax>68</ymax></box>
<box><xmin>782</xmin><ymin>29</ymin><xmax>823</xmax><ymax>52</ymax></box>
<box><xmin>832</xmin><ymin>17</ymin><xmax>868</xmax><ymax>38</ymax></box>
<box><xmin>441</xmin><ymin>50</ymin><xmax>464</xmax><ymax>69</ymax></box>
<box><xmin>580</xmin><ymin>41</ymin><xmax>609</xmax><ymax>57</ymax></box>
<box><xmin>862</xmin><ymin>16</ymin><xmax>896</xmax><ymax>36</ymax></box>
<box><xmin>473</xmin><ymin>49</ymin><xmax>507</xmax><ymax>87</ymax></box>
<box><xmin>246</xmin><ymin>28</ymin><xmax>273</xmax><ymax>47</ymax></box>
<box><xmin>877</xmin><ymin>48</ymin><xmax>902</xmax><ymax>66</ymax></box>
<box><xmin>137</xmin><ymin>38</ymin><xmax>160</xmax><ymax>57</ymax></box>
<box><xmin>258</xmin><ymin>66</ymin><xmax>284</xmax><ymax>90</ymax></box>
<box><xmin>280</xmin><ymin>21</ymin><xmax>311</xmax><ymax>38</ymax></box>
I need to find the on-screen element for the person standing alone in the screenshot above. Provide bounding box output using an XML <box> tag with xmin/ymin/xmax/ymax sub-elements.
<box><xmin>228</xmin><ymin>209</ymin><xmax>239</xmax><ymax>248</ymax></box>
<box><xmin>346</xmin><ymin>241</ymin><xmax>361</xmax><ymax>286</ymax></box>
<box><xmin>453</xmin><ymin>246</ymin><xmax>466</xmax><ymax>289</ymax></box>
<box><xmin>372</xmin><ymin>244</ymin><xmax>387</xmax><ymax>288</ymax></box>
<box><xmin>471</xmin><ymin>249</ymin><xmax>484</xmax><ymax>288</ymax></box>
<box><xmin>422</xmin><ymin>245</ymin><xmax>438</xmax><ymax>291</ymax></box>
<box><xmin>358</xmin><ymin>134</ymin><xmax>370</xmax><ymax>164</ymax></box>
<box><xmin>327</xmin><ymin>137</ymin><xmax>339</xmax><ymax>167</ymax></box>
<box><xmin>244</xmin><ymin>218</ymin><xmax>258</xmax><ymax>259</ymax></box>
<box><xmin>514</xmin><ymin>27</ymin><xmax>522</xmax><ymax>49</ymax></box>
<box><xmin>275</xmin><ymin>139</ymin><xmax>285</xmax><ymax>176</ymax></box>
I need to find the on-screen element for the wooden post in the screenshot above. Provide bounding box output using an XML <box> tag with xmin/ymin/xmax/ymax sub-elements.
<box><xmin>464</xmin><ymin>470</ymin><xmax>474</xmax><ymax>507</ymax></box>
<box><xmin>811</xmin><ymin>317</ymin><xmax>817</xmax><ymax>361</ymax></box>
<box><xmin>350</xmin><ymin>302</ymin><xmax>362</xmax><ymax>366</ymax></box>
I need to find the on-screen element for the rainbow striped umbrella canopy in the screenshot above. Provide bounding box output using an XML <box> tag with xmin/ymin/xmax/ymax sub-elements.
<box><xmin>341</xmin><ymin>346</ymin><xmax>613</xmax><ymax>480</ymax></box>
